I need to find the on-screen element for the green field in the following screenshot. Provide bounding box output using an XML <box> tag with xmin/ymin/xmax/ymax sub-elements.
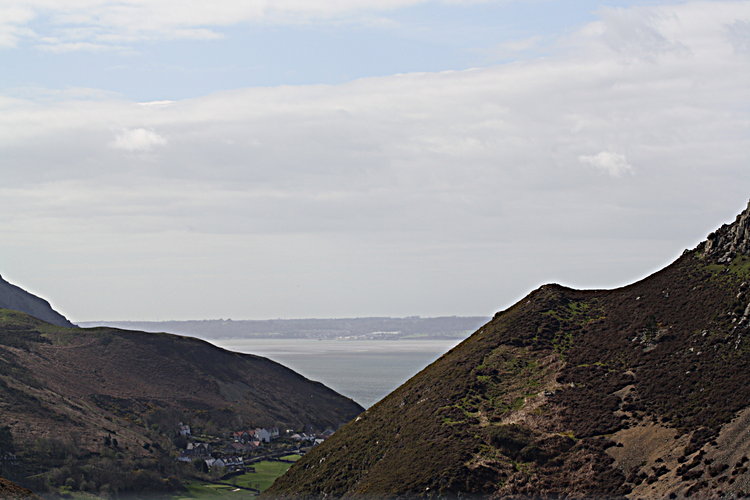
<box><xmin>174</xmin><ymin>455</ymin><xmax>302</xmax><ymax>499</ymax></box>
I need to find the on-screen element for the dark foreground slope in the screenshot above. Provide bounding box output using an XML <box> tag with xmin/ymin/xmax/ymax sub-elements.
<box><xmin>268</xmin><ymin>201</ymin><xmax>750</xmax><ymax>499</ymax></box>
<box><xmin>0</xmin><ymin>275</ymin><xmax>74</xmax><ymax>327</ymax></box>
<box><xmin>0</xmin><ymin>477</ymin><xmax>39</xmax><ymax>499</ymax></box>
<box><xmin>0</xmin><ymin>311</ymin><xmax>362</xmax><ymax>495</ymax></box>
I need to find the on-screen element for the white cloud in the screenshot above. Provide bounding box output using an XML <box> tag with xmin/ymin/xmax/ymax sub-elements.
<box><xmin>0</xmin><ymin>6</ymin><xmax>36</xmax><ymax>47</ymax></box>
<box><xmin>0</xmin><ymin>0</ymin><xmax>506</xmax><ymax>49</ymax></box>
<box><xmin>481</xmin><ymin>35</ymin><xmax>545</xmax><ymax>62</ymax></box>
<box><xmin>595</xmin><ymin>7</ymin><xmax>689</xmax><ymax>60</ymax></box>
<box><xmin>727</xmin><ymin>20</ymin><xmax>750</xmax><ymax>54</ymax></box>
<box><xmin>579</xmin><ymin>152</ymin><xmax>634</xmax><ymax>178</ymax></box>
<box><xmin>1</xmin><ymin>1</ymin><xmax>750</xmax><ymax>319</ymax></box>
<box><xmin>36</xmin><ymin>40</ymin><xmax>122</xmax><ymax>53</ymax></box>
<box><xmin>111</xmin><ymin>128</ymin><xmax>167</xmax><ymax>152</ymax></box>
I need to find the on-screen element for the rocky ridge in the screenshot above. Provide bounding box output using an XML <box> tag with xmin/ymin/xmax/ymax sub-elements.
<box><xmin>267</xmin><ymin>200</ymin><xmax>750</xmax><ymax>499</ymax></box>
<box><xmin>701</xmin><ymin>200</ymin><xmax>750</xmax><ymax>262</ymax></box>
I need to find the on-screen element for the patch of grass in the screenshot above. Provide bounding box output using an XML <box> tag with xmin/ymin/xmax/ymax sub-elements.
<box><xmin>726</xmin><ymin>255</ymin><xmax>750</xmax><ymax>276</ymax></box>
<box><xmin>705</xmin><ymin>255</ymin><xmax>750</xmax><ymax>282</ymax></box>
<box><xmin>174</xmin><ymin>458</ymin><xmax>298</xmax><ymax>499</ymax></box>
<box><xmin>511</xmin><ymin>397</ymin><xmax>526</xmax><ymax>411</ymax></box>
<box><xmin>442</xmin><ymin>417</ymin><xmax>466</xmax><ymax>426</ymax></box>
<box><xmin>238</xmin><ymin>460</ymin><xmax>297</xmax><ymax>492</ymax></box>
<box><xmin>705</xmin><ymin>263</ymin><xmax>725</xmax><ymax>274</ymax></box>
<box><xmin>175</xmin><ymin>481</ymin><xmax>254</xmax><ymax>499</ymax></box>
<box><xmin>536</xmin><ymin>299</ymin><xmax>606</xmax><ymax>356</ymax></box>
<box><xmin>542</xmin><ymin>300</ymin><xmax>598</xmax><ymax>323</ymax></box>
<box><xmin>447</xmin><ymin>346</ymin><xmax>557</xmax><ymax>428</ymax></box>
<box><xmin>552</xmin><ymin>330</ymin><xmax>574</xmax><ymax>355</ymax></box>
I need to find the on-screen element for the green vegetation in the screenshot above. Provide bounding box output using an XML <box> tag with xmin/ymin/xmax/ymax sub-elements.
<box><xmin>0</xmin><ymin>308</ymin><xmax>360</xmax><ymax>498</ymax></box>
<box><xmin>705</xmin><ymin>254</ymin><xmax>750</xmax><ymax>280</ymax></box>
<box><xmin>541</xmin><ymin>300</ymin><xmax>591</xmax><ymax>321</ymax></box>
<box><xmin>175</xmin><ymin>456</ymin><xmax>301</xmax><ymax>499</ymax></box>
<box><xmin>177</xmin><ymin>482</ymin><xmax>256</xmax><ymax>499</ymax></box>
<box><xmin>245</xmin><ymin>459</ymin><xmax>299</xmax><ymax>491</ymax></box>
<box><xmin>539</xmin><ymin>299</ymin><xmax>606</xmax><ymax>355</ymax></box>
<box><xmin>0</xmin><ymin>308</ymin><xmax>51</xmax><ymax>327</ymax></box>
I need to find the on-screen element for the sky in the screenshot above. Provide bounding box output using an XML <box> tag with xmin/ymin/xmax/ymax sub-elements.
<box><xmin>1</xmin><ymin>0</ymin><xmax>749</xmax><ymax>322</ymax></box>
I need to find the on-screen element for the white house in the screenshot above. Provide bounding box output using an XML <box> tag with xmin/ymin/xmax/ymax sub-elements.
<box><xmin>253</xmin><ymin>428</ymin><xmax>272</xmax><ymax>443</ymax></box>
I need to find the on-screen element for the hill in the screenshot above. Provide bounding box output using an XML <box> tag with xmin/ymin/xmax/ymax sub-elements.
<box><xmin>0</xmin><ymin>477</ymin><xmax>39</xmax><ymax>499</ymax></box>
<box><xmin>0</xmin><ymin>310</ymin><xmax>362</xmax><ymax>496</ymax></box>
<box><xmin>267</xmin><ymin>200</ymin><xmax>750</xmax><ymax>499</ymax></box>
<box><xmin>0</xmin><ymin>275</ymin><xmax>74</xmax><ymax>328</ymax></box>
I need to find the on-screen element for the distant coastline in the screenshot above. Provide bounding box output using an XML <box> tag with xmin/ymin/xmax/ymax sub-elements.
<box><xmin>78</xmin><ymin>316</ymin><xmax>489</xmax><ymax>341</ymax></box>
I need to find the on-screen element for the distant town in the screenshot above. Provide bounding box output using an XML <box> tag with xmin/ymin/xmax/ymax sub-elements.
<box><xmin>79</xmin><ymin>316</ymin><xmax>489</xmax><ymax>341</ymax></box>
<box><xmin>174</xmin><ymin>422</ymin><xmax>330</xmax><ymax>478</ymax></box>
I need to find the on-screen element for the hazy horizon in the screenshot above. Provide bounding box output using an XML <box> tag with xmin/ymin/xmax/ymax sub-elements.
<box><xmin>77</xmin><ymin>314</ymin><xmax>489</xmax><ymax>322</ymax></box>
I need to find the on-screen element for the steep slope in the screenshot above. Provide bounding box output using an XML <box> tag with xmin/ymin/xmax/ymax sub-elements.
<box><xmin>0</xmin><ymin>477</ymin><xmax>39</xmax><ymax>499</ymax></box>
<box><xmin>0</xmin><ymin>275</ymin><xmax>74</xmax><ymax>328</ymax></box>
<box><xmin>268</xmin><ymin>200</ymin><xmax>750</xmax><ymax>499</ymax></box>
<box><xmin>0</xmin><ymin>310</ymin><xmax>363</xmax><ymax>495</ymax></box>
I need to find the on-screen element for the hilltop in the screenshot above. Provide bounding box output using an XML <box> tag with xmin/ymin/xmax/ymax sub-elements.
<box><xmin>268</xmin><ymin>200</ymin><xmax>750</xmax><ymax>499</ymax></box>
<box><xmin>0</xmin><ymin>309</ymin><xmax>362</xmax><ymax>496</ymax></box>
<box><xmin>0</xmin><ymin>275</ymin><xmax>74</xmax><ymax>328</ymax></box>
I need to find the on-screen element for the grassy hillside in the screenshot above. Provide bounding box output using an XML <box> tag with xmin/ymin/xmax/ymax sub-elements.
<box><xmin>0</xmin><ymin>311</ymin><xmax>362</xmax><ymax>497</ymax></box>
<box><xmin>267</xmin><ymin>204</ymin><xmax>750</xmax><ymax>498</ymax></box>
<box><xmin>176</xmin><ymin>455</ymin><xmax>301</xmax><ymax>499</ymax></box>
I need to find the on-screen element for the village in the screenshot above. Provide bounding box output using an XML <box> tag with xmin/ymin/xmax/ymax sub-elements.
<box><xmin>174</xmin><ymin>422</ymin><xmax>334</xmax><ymax>477</ymax></box>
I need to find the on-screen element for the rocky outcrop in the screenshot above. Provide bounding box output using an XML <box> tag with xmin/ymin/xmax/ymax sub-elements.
<box><xmin>701</xmin><ymin>200</ymin><xmax>750</xmax><ymax>263</ymax></box>
<box><xmin>0</xmin><ymin>275</ymin><xmax>75</xmax><ymax>328</ymax></box>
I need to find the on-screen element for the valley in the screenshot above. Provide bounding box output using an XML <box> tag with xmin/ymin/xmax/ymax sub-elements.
<box><xmin>0</xmin><ymin>308</ymin><xmax>361</xmax><ymax>497</ymax></box>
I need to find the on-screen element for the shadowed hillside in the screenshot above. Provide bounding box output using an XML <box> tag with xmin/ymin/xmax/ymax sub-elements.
<box><xmin>0</xmin><ymin>310</ymin><xmax>362</xmax><ymax>496</ymax></box>
<box><xmin>0</xmin><ymin>478</ymin><xmax>39</xmax><ymax>500</ymax></box>
<box><xmin>0</xmin><ymin>275</ymin><xmax>74</xmax><ymax>328</ymax></box>
<box><xmin>0</xmin><ymin>477</ymin><xmax>39</xmax><ymax>499</ymax></box>
<box><xmin>267</xmin><ymin>201</ymin><xmax>750</xmax><ymax>499</ymax></box>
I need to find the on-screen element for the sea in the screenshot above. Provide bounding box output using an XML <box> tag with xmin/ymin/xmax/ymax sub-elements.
<box><xmin>209</xmin><ymin>338</ymin><xmax>463</xmax><ymax>408</ymax></box>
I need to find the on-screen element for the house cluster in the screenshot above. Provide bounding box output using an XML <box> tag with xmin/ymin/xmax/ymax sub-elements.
<box><xmin>232</xmin><ymin>427</ymin><xmax>280</xmax><ymax>444</ymax></box>
<box><xmin>204</xmin><ymin>456</ymin><xmax>249</xmax><ymax>474</ymax></box>
<box><xmin>175</xmin><ymin>421</ymin><xmax>339</xmax><ymax>473</ymax></box>
<box><xmin>288</xmin><ymin>428</ymin><xmax>334</xmax><ymax>446</ymax></box>
<box><xmin>176</xmin><ymin>426</ymin><xmax>282</xmax><ymax>468</ymax></box>
<box><xmin>177</xmin><ymin>441</ymin><xmax>211</xmax><ymax>462</ymax></box>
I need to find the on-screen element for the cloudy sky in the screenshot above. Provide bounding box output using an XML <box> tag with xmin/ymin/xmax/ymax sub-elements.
<box><xmin>1</xmin><ymin>0</ymin><xmax>749</xmax><ymax>322</ymax></box>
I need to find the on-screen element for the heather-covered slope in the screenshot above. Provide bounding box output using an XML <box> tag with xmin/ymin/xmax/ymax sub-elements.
<box><xmin>268</xmin><ymin>201</ymin><xmax>750</xmax><ymax>499</ymax></box>
<box><xmin>0</xmin><ymin>310</ymin><xmax>363</xmax><ymax>494</ymax></box>
<box><xmin>0</xmin><ymin>275</ymin><xmax>74</xmax><ymax>328</ymax></box>
<box><xmin>0</xmin><ymin>477</ymin><xmax>39</xmax><ymax>499</ymax></box>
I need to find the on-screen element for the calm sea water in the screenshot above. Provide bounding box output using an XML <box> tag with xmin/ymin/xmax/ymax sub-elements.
<box><xmin>210</xmin><ymin>338</ymin><xmax>462</xmax><ymax>408</ymax></box>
